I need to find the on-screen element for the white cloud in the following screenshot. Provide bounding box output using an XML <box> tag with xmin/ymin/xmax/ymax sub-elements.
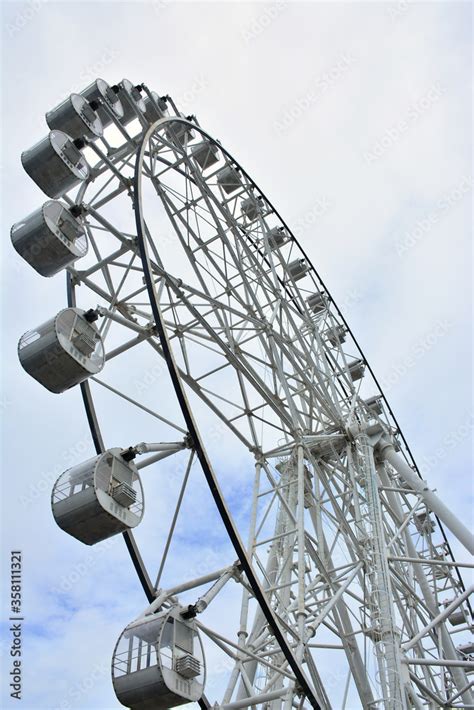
<box><xmin>1</xmin><ymin>2</ymin><xmax>472</xmax><ymax>708</ymax></box>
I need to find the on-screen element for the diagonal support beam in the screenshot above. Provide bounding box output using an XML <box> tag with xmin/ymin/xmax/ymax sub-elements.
<box><xmin>377</xmin><ymin>439</ymin><xmax>474</xmax><ymax>555</ymax></box>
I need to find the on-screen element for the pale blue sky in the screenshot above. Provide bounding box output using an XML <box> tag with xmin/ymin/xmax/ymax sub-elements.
<box><xmin>1</xmin><ymin>1</ymin><xmax>472</xmax><ymax>708</ymax></box>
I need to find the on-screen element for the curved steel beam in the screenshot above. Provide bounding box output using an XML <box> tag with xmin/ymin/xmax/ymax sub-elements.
<box><xmin>67</xmin><ymin>273</ymin><xmax>155</xmax><ymax>603</ymax></box>
<box><xmin>133</xmin><ymin>120</ymin><xmax>321</xmax><ymax>710</ymax></box>
<box><xmin>141</xmin><ymin>116</ymin><xmax>470</xmax><ymax>613</ymax></box>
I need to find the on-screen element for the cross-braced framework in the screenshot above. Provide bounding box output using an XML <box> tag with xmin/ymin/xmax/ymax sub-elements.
<box><xmin>13</xmin><ymin>78</ymin><xmax>473</xmax><ymax>709</ymax></box>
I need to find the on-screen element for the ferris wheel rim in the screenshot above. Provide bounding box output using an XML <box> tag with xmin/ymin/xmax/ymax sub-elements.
<box><xmin>133</xmin><ymin>115</ymin><xmax>469</xmax><ymax>607</ymax></box>
<box><xmin>131</xmin><ymin>116</ymin><xmax>323</xmax><ymax>710</ymax></box>
<box><xmin>68</xmin><ymin>110</ymin><xmax>470</xmax><ymax>622</ymax></box>
<box><xmin>11</xmin><ymin>82</ymin><xmax>470</xmax><ymax>708</ymax></box>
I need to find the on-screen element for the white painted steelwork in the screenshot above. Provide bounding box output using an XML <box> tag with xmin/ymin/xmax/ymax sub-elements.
<box><xmin>12</xmin><ymin>76</ymin><xmax>473</xmax><ymax>710</ymax></box>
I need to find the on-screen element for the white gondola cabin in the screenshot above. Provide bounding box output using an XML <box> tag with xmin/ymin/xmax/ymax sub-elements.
<box><xmin>364</xmin><ymin>395</ymin><xmax>383</xmax><ymax>416</ymax></box>
<box><xmin>143</xmin><ymin>91</ymin><xmax>168</xmax><ymax>124</ymax></box>
<box><xmin>266</xmin><ymin>226</ymin><xmax>290</xmax><ymax>250</ymax></box>
<box><xmin>18</xmin><ymin>307</ymin><xmax>104</xmax><ymax>393</ymax></box>
<box><xmin>114</xmin><ymin>79</ymin><xmax>147</xmax><ymax>124</ymax></box>
<box><xmin>326</xmin><ymin>324</ymin><xmax>346</xmax><ymax>346</ymax></box>
<box><xmin>21</xmin><ymin>130</ymin><xmax>90</xmax><ymax>199</ymax></box>
<box><xmin>112</xmin><ymin>607</ymin><xmax>205</xmax><ymax>709</ymax></box>
<box><xmin>80</xmin><ymin>78</ymin><xmax>124</xmax><ymax>127</ymax></box>
<box><xmin>413</xmin><ymin>511</ymin><xmax>435</xmax><ymax>535</ymax></box>
<box><xmin>11</xmin><ymin>200</ymin><xmax>87</xmax><ymax>277</ymax></box>
<box><xmin>287</xmin><ymin>258</ymin><xmax>309</xmax><ymax>282</ymax></box>
<box><xmin>165</xmin><ymin>113</ymin><xmax>196</xmax><ymax>147</ymax></box>
<box><xmin>347</xmin><ymin>358</ymin><xmax>365</xmax><ymax>382</ymax></box>
<box><xmin>52</xmin><ymin>448</ymin><xmax>144</xmax><ymax>545</ymax></box>
<box><xmin>448</xmin><ymin>610</ymin><xmax>466</xmax><ymax>627</ymax></box>
<box><xmin>306</xmin><ymin>292</ymin><xmax>327</xmax><ymax>315</ymax></box>
<box><xmin>46</xmin><ymin>93</ymin><xmax>103</xmax><ymax>140</ymax></box>
<box><xmin>191</xmin><ymin>140</ymin><xmax>219</xmax><ymax>170</ymax></box>
<box><xmin>457</xmin><ymin>642</ymin><xmax>474</xmax><ymax>655</ymax></box>
<box><xmin>217</xmin><ymin>165</ymin><xmax>241</xmax><ymax>194</ymax></box>
<box><xmin>241</xmin><ymin>196</ymin><xmax>267</xmax><ymax>221</ymax></box>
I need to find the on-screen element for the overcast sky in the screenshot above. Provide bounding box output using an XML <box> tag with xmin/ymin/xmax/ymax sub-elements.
<box><xmin>1</xmin><ymin>1</ymin><xmax>472</xmax><ymax>708</ymax></box>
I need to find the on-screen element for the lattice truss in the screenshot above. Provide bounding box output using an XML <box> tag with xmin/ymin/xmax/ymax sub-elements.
<box><xmin>13</xmin><ymin>80</ymin><xmax>473</xmax><ymax>710</ymax></box>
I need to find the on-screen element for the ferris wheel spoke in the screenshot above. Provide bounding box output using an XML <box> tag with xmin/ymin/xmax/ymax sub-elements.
<box><xmin>84</xmin><ymin>226</ymin><xmax>118</xmax><ymax>299</ymax></box>
<box><xmin>162</xmin><ymin>173</ymin><xmax>280</xmax><ymax>312</ymax></box>
<box><xmin>154</xmin><ymin>448</ymin><xmax>195</xmax><ymax>589</ymax></box>
<box><xmin>89</xmin><ymin>375</ymin><xmax>188</xmax><ymax>435</ymax></box>
<box><xmin>73</xmin><ymin>242</ymin><xmax>132</xmax><ymax>279</ymax></box>
<box><xmin>153</xmin><ymin>274</ymin><xmax>299</xmax><ymax>433</ymax></box>
<box><xmin>100</xmin><ymin>256</ymin><xmax>139</xmax><ymax>336</ymax></box>
<box><xmin>143</xmin><ymin>337</ymin><xmax>256</xmax><ymax>450</ymax></box>
<box><xmin>87</xmin><ymin>159</ymin><xmax>126</xmax><ymax>205</ymax></box>
<box><xmin>13</xmin><ymin>83</ymin><xmax>473</xmax><ymax>710</ymax></box>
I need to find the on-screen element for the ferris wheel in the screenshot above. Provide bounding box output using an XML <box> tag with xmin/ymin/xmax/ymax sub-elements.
<box><xmin>12</xmin><ymin>77</ymin><xmax>474</xmax><ymax>709</ymax></box>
